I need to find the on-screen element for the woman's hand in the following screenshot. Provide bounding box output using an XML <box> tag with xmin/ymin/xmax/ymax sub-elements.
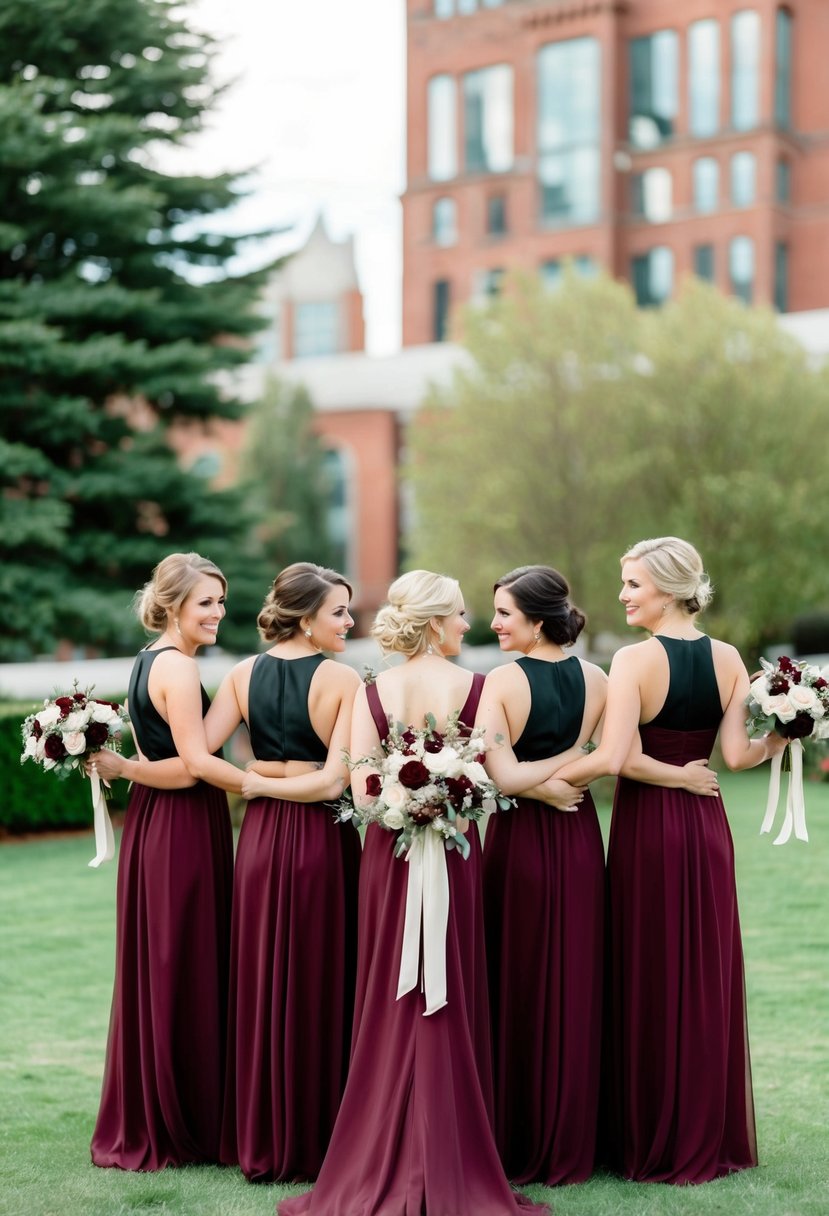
<box><xmin>536</xmin><ymin>778</ymin><xmax>585</xmax><ymax>813</ymax></box>
<box><xmin>240</xmin><ymin>770</ymin><xmax>269</xmax><ymax>800</ymax></box>
<box><xmin>84</xmin><ymin>749</ymin><xmax>124</xmax><ymax>782</ymax></box>
<box><xmin>680</xmin><ymin>758</ymin><xmax>720</xmax><ymax>796</ymax></box>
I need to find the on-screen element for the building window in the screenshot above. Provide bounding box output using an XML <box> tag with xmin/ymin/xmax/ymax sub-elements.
<box><xmin>693</xmin><ymin>157</ymin><xmax>719</xmax><ymax>213</ymax></box>
<box><xmin>693</xmin><ymin>244</ymin><xmax>716</xmax><ymax>283</ymax></box>
<box><xmin>774</xmin><ymin>241</ymin><xmax>789</xmax><ymax>312</ymax></box>
<box><xmin>434</xmin><ymin>0</ymin><xmax>454</xmax><ymax>16</ymax></box>
<box><xmin>538</xmin><ymin>37</ymin><xmax>601</xmax><ymax>226</ymax></box>
<box><xmin>321</xmin><ymin>447</ymin><xmax>351</xmax><ymax>578</ymax></box>
<box><xmin>632</xmin><ymin>247</ymin><xmax>674</xmax><ymax>307</ymax></box>
<box><xmin>428</xmin><ymin>75</ymin><xmax>457</xmax><ymax>181</ymax></box>
<box><xmin>631</xmin><ymin>167</ymin><xmax>672</xmax><ymax>223</ymax></box>
<box><xmin>729</xmin><ymin>236</ymin><xmax>755</xmax><ymax>303</ymax></box>
<box><xmin>474</xmin><ymin>267</ymin><xmax>505</xmax><ymax>301</ymax></box>
<box><xmin>628</xmin><ymin>30</ymin><xmax>678</xmax><ymax>149</ymax></box>
<box><xmin>776</xmin><ymin>158</ymin><xmax>791</xmax><ymax>203</ymax></box>
<box><xmin>689</xmin><ymin>19</ymin><xmax>720</xmax><ymax>137</ymax></box>
<box><xmin>731</xmin><ymin>151</ymin><xmax>756</xmax><ymax>206</ymax></box>
<box><xmin>775</xmin><ymin>8</ymin><xmax>793</xmax><ymax>128</ymax></box>
<box><xmin>541</xmin><ymin>255</ymin><xmax>597</xmax><ymax>289</ymax></box>
<box><xmin>294</xmin><ymin>301</ymin><xmax>340</xmax><ymax>358</ymax></box>
<box><xmin>731</xmin><ymin>11</ymin><xmax>760</xmax><ymax>131</ymax></box>
<box><xmin>463</xmin><ymin>65</ymin><xmax>513</xmax><ymax>174</ymax></box>
<box><xmin>486</xmin><ymin>194</ymin><xmax>507</xmax><ymax>236</ymax></box>
<box><xmin>433</xmin><ymin>279</ymin><xmax>451</xmax><ymax>341</ymax></box>
<box><xmin>433</xmin><ymin>197</ymin><xmax>458</xmax><ymax>246</ymax></box>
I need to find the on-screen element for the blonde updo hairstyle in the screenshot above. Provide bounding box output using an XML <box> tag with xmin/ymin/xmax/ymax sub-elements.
<box><xmin>622</xmin><ymin>536</ymin><xmax>713</xmax><ymax>615</ymax></box>
<box><xmin>136</xmin><ymin>552</ymin><xmax>227</xmax><ymax>633</ymax></box>
<box><xmin>258</xmin><ymin>562</ymin><xmax>352</xmax><ymax>643</ymax></box>
<box><xmin>372</xmin><ymin>570</ymin><xmax>463</xmax><ymax>659</ymax></box>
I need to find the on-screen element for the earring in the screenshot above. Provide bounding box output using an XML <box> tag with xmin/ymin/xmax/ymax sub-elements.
<box><xmin>534</xmin><ymin>631</ymin><xmax>540</xmax><ymax>642</ymax></box>
<box><xmin>426</xmin><ymin>643</ymin><xmax>434</xmax><ymax>655</ymax></box>
<box><xmin>438</xmin><ymin>628</ymin><xmax>445</xmax><ymax>645</ymax></box>
<box><xmin>304</xmin><ymin>628</ymin><xmax>313</xmax><ymax>639</ymax></box>
<box><xmin>174</xmin><ymin>618</ymin><xmax>182</xmax><ymax>636</ymax></box>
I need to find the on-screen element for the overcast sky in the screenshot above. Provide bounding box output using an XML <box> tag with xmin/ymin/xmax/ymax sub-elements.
<box><xmin>174</xmin><ymin>0</ymin><xmax>406</xmax><ymax>354</ymax></box>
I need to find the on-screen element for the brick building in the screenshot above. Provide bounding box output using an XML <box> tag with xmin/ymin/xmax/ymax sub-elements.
<box><xmin>402</xmin><ymin>0</ymin><xmax>829</xmax><ymax>345</ymax></box>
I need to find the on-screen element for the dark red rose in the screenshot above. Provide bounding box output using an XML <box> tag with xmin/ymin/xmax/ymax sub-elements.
<box><xmin>401</xmin><ymin>729</ymin><xmax>417</xmax><ymax>747</ymax></box>
<box><xmin>44</xmin><ymin>734</ymin><xmax>67</xmax><ymax>760</ymax></box>
<box><xmin>365</xmin><ymin>773</ymin><xmax>382</xmax><ymax>798</ymax></box>
<box><xmin>814</xmin><ymin>678</ymin><xmax>828</xmax><ymax>690</ymax></box>
<box><xmin>475</xmin><ymin>752</ymin><xmax>486</xmax><ymax>765</ymax></box>
<box><xmin>778</xmin><ymin>712</ymin><xmax>814</xmax><ymax>740</ymax></box>
<box><xmin>457</xmin><ymin>722</ymin><xmax>472</xmax><ymax>738</ymax></box>
<box><xmin>409</xmin><ymin>803</ymin><xmax>442</xmax><ymax>825</ymax></box>
<box><xmin>444</xmin><ymin>775</ymin><xmax>474</xmax><ymax>809</ymax></box>
<box><xmin>778</xmin><ymin>656</ymin><xmax>795</xmax><ymax>672</ymax></box>
<box><xmin>768</xmin><ymin>675</ymin><xmax>790</xmax><ymax>694</ymax></box>
<box><xmin>86</xmin><ymin>722</ymin><xmax>109</xmax><ymax>748</ymax></box>
<box><xmin>791</xmin><ymin>670</ymin><xmax>802</xmax><ymax>684</ymax></box>
<box><xmin>73</xmin><ymin>692</ymin><xmax>86</xmax><ymax>703</ymax></box>
<box><xmin>94</xmin><ymin>699</ymin><xmax>121</xmax><ymax>711</ymax></box>
<box><xmin>32</xmin><ymin>720</ymin><xmax>43</xmax><ymax>740</ymax></box>
<box><xmin>398</xmin><ymin>759</ymin><xmax>431</xmax><ymax>789</ymax></box>
<box><xmin>423</xmin><ymin>732</ymin><xmax>444</xmax><ymax>754</ymax></box>
<box><xmin>55</xmin><ymin>697</ymin><xmax>75</xmax><ymax>717</ymax></box>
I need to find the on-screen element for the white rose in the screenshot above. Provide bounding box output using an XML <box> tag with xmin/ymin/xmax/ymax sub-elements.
<box><xmin>63</xmin><ymin>710</ymin><xmax>89</xmax><ymax>732</ymax></box>
<box><xmin>383</xmin><ymin>782</ymin><xmax>408</xmax><ymax>811</ymax></box>
<box><xmin>23</xmin><ymin>735</ymin><xmax>38</xmax><ymax>758</ymax></box>
<box><xmin>90</xmin><ymin>701</ymin><xmax>118</xmax><ymax>724</ymax></box>
<box><xmin>36</xmin><ymin>706</ymin><xmax>61</xmax><ymax>728</ymax></box>
<box><xmin>35</xmin><ymin>736</ymin><xmax>48</xmax><ymax>760</ymax></box>
<box><xmin>423</xmin><ymin>746</ymin><xmax>462</xmax><ymax>777</ymax></box>
<box><xmin>63</xmin><ymin>731</ymin><xmax>87</xmax><ymax>756</ymax></box>
<box><xmin>384</xmin><ymin>752</ymin><xmax>407</xmax><ymax>777</ymax></box>
<box><xmin>42</xmin><ymin>757</ymin><xmax>57</xmax><ymax>771</ymax></box>
<box><xmin>382</xmin><ymin>808</ymin><xmax>405</xmax><ymax>830</ymax></box>
<box><xmin>788</xmin><ymin>685</ymin><xmax>822</xmax><ymax>718</ymax></box>
<box><xmin>462</xmin><ymin>760</ymin><xmax>489</xmax><ymax>786</ymax></box>
<box><xmin>760</xmin><ymin>693</ymin><xmax>797</xmax><ymax>723</ymax></box>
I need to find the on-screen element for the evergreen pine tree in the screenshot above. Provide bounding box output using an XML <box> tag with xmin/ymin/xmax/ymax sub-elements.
<box><xmin>0</xmin><ymin>0</ymin><xmax>270</xmax><ymax>658</ymax></box>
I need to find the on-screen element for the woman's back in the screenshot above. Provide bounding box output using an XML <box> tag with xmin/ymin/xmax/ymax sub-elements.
<box><xmin>373</xmin><ymin>659</ymin><xmax>475</xmax><ymax>732</ymax></box>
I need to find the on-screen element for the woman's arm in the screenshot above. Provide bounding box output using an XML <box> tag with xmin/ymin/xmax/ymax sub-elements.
<box><xmin>348</xmin><ymin>684</ymin><xmax>383</xmax><ymax>809</ymax></box>
<box><xmin>555</xmin><ymin>647</ymin><xmax>644</xmax><ymax>785</ymax></box>
<box><xmin>717</xmin><ymin>654</ymin><xmax>788</xmax><ymax>770</ymax></box>
<box><xmin>620</xmin><ymin>733</ymin><xmax>720</xmax><ymax>794</ymax></box>
<box><xmin>476</xmin><ymin>675</ymin><xmax>588</xmax><ymax>795</ymax></box>
<box><xmin>86</xmin><ymin>713</ymin><xmax>196</xmax><ymax>789</ymax></box>
<box><xmin>163</xmin><ymin>656</ymin><xmax>245</xmax><ymax>793</ymax></box>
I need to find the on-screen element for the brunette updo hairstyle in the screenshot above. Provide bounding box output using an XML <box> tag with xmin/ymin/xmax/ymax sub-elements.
<box><xmin>136</xmin><ymin>553</ymin><xmax>227</xmax><ymax>633</ymax></box>
<box><xmin>257</xmin><ymin>562</ymin><xmax>352</xmax><ymax>643</ymax></box>
<box><xmin>372</xmin><ymin>570</ymin><xmax>463</xmax><ymax>659</ymax></box>
<box><xmin>622</xmin><ymin>536</ymin><xmax>712</xmax><ymax>615</ymax></box>
<box><xmin>494</xmin><ymin>565</ymin><xmax>586</xmax><ymax>647</ymax></box>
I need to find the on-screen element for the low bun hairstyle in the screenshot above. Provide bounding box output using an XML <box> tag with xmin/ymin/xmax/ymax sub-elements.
<box><xmin>494</xmin><ymin>565</ymin><xmax>586</xmax><ymax>647</ymax></box>
<box><xmin>621</xmin><ymin>537</ymin><xmax>712</xmax><ymax>615</ymax></box>
<box><xmin>257</xmin><ymin>562</ymin><xmax>352</xmax><ymax>643</ymax></box>
<box><xmin>136</xmin><ymin>552</ymin><xmax>227</xmax><ymax>633</ymax></box>
<box><xmin>372</xmin><ymin>570</ymin><xmax>463</xmax><ymax>659</ymax></box>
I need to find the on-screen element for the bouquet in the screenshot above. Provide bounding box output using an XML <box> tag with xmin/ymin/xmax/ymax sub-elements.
<box><xmin>336</xmin><ymin>711</ymin><xmax>513</xmax><ymax>861</ymax></box>
<box><xmin>746</xmin><ymin>656</ymin><xmax>829</xmax><ymax>845</ymax></box>
<box><xmin>21</xmin><ymin>682</ymin><xmax>130</xmax><ymax>867</ymax></box>
<box><xmin>338</xmin><ymin>712</ymin><xmax>512</xmax><ymax>1016</ymax></box>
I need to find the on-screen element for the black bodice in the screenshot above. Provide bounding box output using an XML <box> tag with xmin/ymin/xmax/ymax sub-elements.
<box><xmin>127</xmin><ymin>646</ymin><xmax>211</xmax><ymax>761</ymax></box>
<box><xmin>513</xmin><ymin>656</ymin><xmax>585</xmax><ymax>761</ymax></box>
<box><xmin>647</xmin><ymin>635</ymin><xmax>723</xmax><ymax>731</ymax></box>
<box><xmin>247</xmin><ymin>652</ymin><xmax>328</xmax><ymax>763</ymax></box>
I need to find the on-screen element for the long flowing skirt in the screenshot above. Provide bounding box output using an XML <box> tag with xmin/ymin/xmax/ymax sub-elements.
<box><xmin>278</xmin><ymin>823</ymin><xmax>548</xmax><ymax>1215</ymax></box>
<box><xmin>483</xmin><ymin>795</ymin><xmax>605</xmax><ymax>1184</ymax></box>
<box><xmin>91</xmin><ymin>781</ymin><xmax>233</xmax><ymax>1170</ymax></box>
<box><xmin>603</xmin><ymin>725</ymin><xmax>757</xmax><ymax>1183</ymax></box>
<box><xmin>220</xmin><ymin>797</ymin><xmax>361</xmax><ymax>1182</ymax></box>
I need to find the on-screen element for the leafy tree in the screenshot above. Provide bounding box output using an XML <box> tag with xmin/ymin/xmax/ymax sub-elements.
<box><xmin>241</xmin><ymin>376</ymin><xmax>340</xmax><ymax>578</ymax></box>
<box><xmin>408</xmin><ymin>270</ymin><xmax>650</xmax><ymax>633</ymax></box>
<box><xmin>407</xmin><ymin>273</ymin><xmax>829</xmax><ymax>658</ymax></box>
<box><xmin>0</xmin><ymin>0</ymin><xmax>270</xmax><ymax>659</ymax></box>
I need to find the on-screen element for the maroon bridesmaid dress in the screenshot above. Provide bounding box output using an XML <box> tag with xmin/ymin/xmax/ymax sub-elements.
<box><xmin>91</xmin><ymin>646</ymin><xmax>233</xmax><ymax>1170</ymax></box>
<box><xmin>278</xmin><ymin>674</ymin><xmax>549</xmax><ymax>1216</ymax></box>
<box><xmin>603</xmin><ymin>635</ymin><xmax>758</xmax><ymax>1183</ymax></box>
<box><xmin>220</xmin><ymin>653</ymin><xmax>361</xmax><ymax>1182</ymax></box>
<box><xmin>483</xmin><ymin>655</ymin><xmax>605</xmax><ymax>1185</ymax></box>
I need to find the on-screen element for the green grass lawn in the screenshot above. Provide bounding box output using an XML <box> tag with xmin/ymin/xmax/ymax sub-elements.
<box><xmin>1</xmin><ymin>769</ymin><xmax>827</xmax><ymax>1216</ymax></box>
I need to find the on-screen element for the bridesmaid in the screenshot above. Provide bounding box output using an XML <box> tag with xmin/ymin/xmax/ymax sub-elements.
<box><xmin>278</xmin><ymin>570</ymin><xmax>549</xmax><ymax>1216</ymax></box>
<box><xmin>90</xmin><ymin>552</ymin><xmax>245</xmax><ymax>1170</ymax></box>
<box><xmin>219</xmin><ymin>563</ymin><xmax>362</xmax><ymax>1182</ymax></box>
<box><xmin>554</xmin><ymin>536</ymin><xmax>787</xmax><ymax>1183</ymax></box>
<box><xmin>475</xmin><ymin>565</ymin><xmax>607</xmax><ymax>1184</ymax></box>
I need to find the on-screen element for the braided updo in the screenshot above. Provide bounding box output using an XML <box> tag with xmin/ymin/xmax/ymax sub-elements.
<box><xmin>494</xmin><ymin>565</ymin><xmax>586</xmax><ymax>646</ymax></box>
<box><xmin>372</xmin><ymin>570</ymin><xmax>463</xmax><ymax>658</ymax></box>
<box><xmin>621</xmin><ymin>537</ymin><xmax>713</xmax><ymax>614</ymax></box>
<box><xmin>257</xmin><ymin>562</ymin><xmax>352</xmax><ymax>643</ymax></box>
<box><xmin>135</xmin><ymin>553</ymin><xmax>227</xmax><ymax>633</ymax></box>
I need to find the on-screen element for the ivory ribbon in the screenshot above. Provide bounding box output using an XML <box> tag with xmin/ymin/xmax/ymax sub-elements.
<box><xmin>88</xmin><ymin>767</ymin><xmax>115</xmax><ymax>868</ymax></box>
<box><xmin>759</xmin><ymin>739</ymin><xmax>808</xmax><ymax>846</ymax></box>
<box><xmin>397</xmin><ymin>828</ymin><xmax>450</xmax><ymax>1016</ymax></box>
